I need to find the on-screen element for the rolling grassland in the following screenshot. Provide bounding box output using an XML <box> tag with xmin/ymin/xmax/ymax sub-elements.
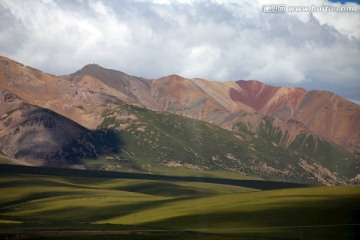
<box><xmin>1</xmin><ymin>165</ymin><xmax>359</xmax><ymax>239</ymax></box>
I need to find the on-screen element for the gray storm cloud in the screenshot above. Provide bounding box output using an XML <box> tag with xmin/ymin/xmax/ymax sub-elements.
<box><xmin>0</xmin><ymin>0</ymin><xmax>359</xmax><ymax>102</ymax></box>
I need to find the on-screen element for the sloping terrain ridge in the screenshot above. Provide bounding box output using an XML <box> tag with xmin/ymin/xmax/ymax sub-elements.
<box><xmin>0</xmin><ymin>56</ymin><xmax>359</xmax><ymax>185</ymax></box>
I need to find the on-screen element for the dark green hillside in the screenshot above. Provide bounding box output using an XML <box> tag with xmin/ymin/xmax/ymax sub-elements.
<box><xmin>82</xmin><ymin>101</ymin><xmax>358</xmax><ymax>185</ymax></box>
<box><xmin>288</xmin><ymin>133</ymin><xmax>357</xmax><ymax>177</ymax></box>
<box><xmin>232</xmin><ymin>115</ymin><xmax>359</xmax><ymax>184</ymax></box>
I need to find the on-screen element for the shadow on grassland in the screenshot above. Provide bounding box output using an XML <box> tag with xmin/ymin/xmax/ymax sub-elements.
<box><xmin>147</xmin><ymin>197</ymin><xmax>360</xmax><ymax>240</ymax></box>
<box><xmin>0</xmin><ymin>197</ymin><xmax>194</xmax><ymax>225</ymax></box>
<box><xmin>0</xmin><ymin>228</ymin><xmax>246</xmax><ymax>240</ymax></box>
<box><xmin>0</xmin><ymin>164</ymin><xmax>309</xmax><ymax>190</ymax></box>
<box><xmin>0</xmin><ymin>191</ymin><xmax>85</xmax><ymax>211</ymax></box>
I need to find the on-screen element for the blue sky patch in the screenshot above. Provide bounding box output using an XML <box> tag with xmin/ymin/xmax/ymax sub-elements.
<box><xmin>328</xmin><ymin>0</ymin><xmax>360</xmax><ymax>4</ymax></box>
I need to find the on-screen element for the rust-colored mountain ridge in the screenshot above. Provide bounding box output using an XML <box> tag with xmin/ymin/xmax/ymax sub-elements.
<box><xmin>65</xmin><ymin>62</ymin><xmax>359</xmax><ymax>155</ymax></box>
<box><xmin>0</xmin><ymin>56</ymin><xmax>359</xmax><ymax>185</ymax></box>
<box><xmin>2</xmin><ymin>56</ymin><xmax>358</xmax><ymax>154</ymax></box>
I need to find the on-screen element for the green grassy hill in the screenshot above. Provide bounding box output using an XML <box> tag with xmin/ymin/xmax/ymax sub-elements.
<box><xmin>0</xmin><ymin>165</ymin><xmax>359</xmax><ymax>240</ymax></box>
<box><xmin>82</xmin><ymin>101</ymin><xmax>358</xmax><ymax>185</ymax></box>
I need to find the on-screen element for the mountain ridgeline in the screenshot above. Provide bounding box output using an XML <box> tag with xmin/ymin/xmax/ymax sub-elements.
<box><xmin>0</xmin><ymin>56</ymin><xmax>359</xmax><ymax>185</ymax></box>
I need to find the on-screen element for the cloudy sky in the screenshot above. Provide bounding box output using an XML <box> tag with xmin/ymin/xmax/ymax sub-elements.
<box><xmin>1</xmin><ymin>0</ymin><xmax>359</xmax><ymax>103</ymax></box>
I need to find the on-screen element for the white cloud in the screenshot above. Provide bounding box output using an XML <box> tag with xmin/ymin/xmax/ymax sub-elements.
<box><xmin>0</xmin><ymin>0</ymin><xmax>359</xmax><ymax>102</ymax></box>
<box><xmin>247</xmin><ymin>59</ymin><xmax>306</xmax><ymax>84</ymax></box>
<box><xmin>181</xmin><ymin>45</ymin><xmax>221</xmax><ymax>78</ymax></box>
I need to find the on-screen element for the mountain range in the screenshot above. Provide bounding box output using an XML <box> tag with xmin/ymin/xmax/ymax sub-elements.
<box><xmin>0</xmin><ymin>56</ymin><xmax>359</xmax><ymax>185</ymax></box>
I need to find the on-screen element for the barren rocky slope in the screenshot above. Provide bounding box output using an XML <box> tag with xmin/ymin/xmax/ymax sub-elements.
<box><xmin>0</xmin><ymin>88</ymin><xmax>119</xmax><ymax>167</ymax></box>
<box><xmin>0</xmin><ymin>56</ymin><xmax>359</xmax><ymax>185</ymax></box>
<box><xmin>0</xmin><ymin>58</ymin><xmax>360</xmax><ymax>153</ymax></box>
<box><xmin>152</xmin><ymin>77</ymin><xmax>360</xmax><ymax>154</ymax></box>
<box><xmin>65</xmin><ymin>63</ymin><xmax>359</xmax><ymax>154</ymax></box>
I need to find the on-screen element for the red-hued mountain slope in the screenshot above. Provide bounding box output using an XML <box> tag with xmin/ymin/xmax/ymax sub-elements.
<box><xmin>1</xmin><ymin>56</ymin><xmax>358</xmax><ymax>154</ymax></box>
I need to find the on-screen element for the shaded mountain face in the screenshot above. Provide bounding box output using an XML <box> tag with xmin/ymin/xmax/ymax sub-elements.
<box><xmin>0</xmin><ymin>88</ymin><xmax>120</xmax><ymax>167</ymax></box>
<box><xmin>0</xmin><ymin>56</ymin><xmax>359</xmax><ymax>185</ymax></box>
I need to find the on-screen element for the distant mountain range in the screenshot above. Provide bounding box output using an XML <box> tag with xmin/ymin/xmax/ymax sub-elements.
<box><xmin>0</xmin><ymin>56</ymin><xmax>359</xmax><ymax>185</ymax></box>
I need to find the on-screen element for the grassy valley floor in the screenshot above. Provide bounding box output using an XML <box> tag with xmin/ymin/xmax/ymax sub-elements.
<box><xmin>0</xmin><ymin>165</ymin><xmax>359</xmax><ymax>240</ymax></box>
